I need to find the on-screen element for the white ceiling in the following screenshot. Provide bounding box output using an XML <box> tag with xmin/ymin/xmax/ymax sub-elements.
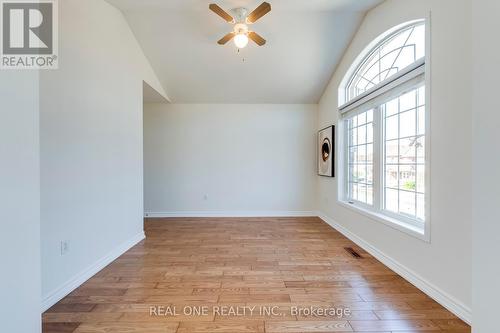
<box><xmin>107</xmin><ymin>0</ymin><xmax>383</xmax><ymax>103</ymax></box>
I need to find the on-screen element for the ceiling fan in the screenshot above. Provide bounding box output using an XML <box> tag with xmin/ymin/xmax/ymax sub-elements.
<box><xmin>209</xmin><ymin>2</ymin><xmax>271</xmax><ymax>49</ymax></box>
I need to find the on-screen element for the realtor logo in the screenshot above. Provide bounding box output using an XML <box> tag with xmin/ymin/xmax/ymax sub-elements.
<box><xmin>1</xmin><ymin>0</ymin><xmax>58</xmax><ymax>69</ymax></box>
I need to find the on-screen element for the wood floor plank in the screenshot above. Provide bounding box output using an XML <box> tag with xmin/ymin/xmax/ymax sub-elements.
<box><xmin>177</xmin><ymin>321</ymin><xmax>265</xmax><ymax>333</ymax></box>
<box><xmin>120</xmin><ymin>312</ymin><xmax>215</xmax><ymax>322</ymax></box>
<box><xmin>42</xmin><ymin>218</ymin><xmax>470</xmax><ymax>333</ymax></box>
<box><xmin>349</xmin><ymin>319</ymin><xmax>440</xmax><ymax>331</ymax></box>
<box><xmin>218</xmin><ymin>294</ymin><xmax>291</xmax><ymax>303</ymax></box>
<box><xmin>42</xmin><ymin>323</ymin><xmax>81</xmax><ymax>333</ymax></box>
<box><xmin>193</xmin><ymin>287</ymin><xmax>250</xmax><ymax>295</ymax></box>
<box><xmin>91</xmin><ymin>304</ymin><xmax>162</xmax><ymax>313</ymax></box>
<box><xmin>374</xmin><ymin>309</ymin><xmax>458</xmax><ymax>320</ymax></box>
<box><xmin>265</xmin><ymin>320</ymin><xmax>352</xmax><ymax>332</ymax></box>
<box><xmin>431</xmin><ymin>319</ymin><xmax>471</xmax><ymax>332</ymax></box>
<box><xmin>46</xmin><ymin>304</ymin><xmax>96</xmax><ymax>313</ymax></box>
<box><xmin>296</xmin><ymin>310</ymin><xmax>378</xmax><ymax>321</ymax></box>
<box><xmin>73</xmin><ymin>322</ymin><xmax>178</xmax><ymax>333</ymax></box>
<box><xmin>69</xmin><ymin>288</ymin><xmax>127</xmax><ymax>297</ymax></box>
<box><xmin>290</xmin><ymin>293</ymin><xmax>363</xmax><ymax>302</ymax></box>
<box><xmin>43</xmin><ymin>313</ymin><xmax>123</xmax><ymax>323</ymax></box>
<box><xmin>124</xmin><ymin>288</ymin><xmax>194</xmax><ymax>296</ymax></box>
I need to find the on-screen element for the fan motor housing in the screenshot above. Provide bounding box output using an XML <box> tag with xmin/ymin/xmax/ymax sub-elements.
<box><xmin>231</xmin><ymin>7</ymin><xmax>249</xmax><ymax>23</ymax></box>
<box><xmin>233</xmin><ymin>23</ymin><xmax>249</xmax><ymax>35</ymax></box>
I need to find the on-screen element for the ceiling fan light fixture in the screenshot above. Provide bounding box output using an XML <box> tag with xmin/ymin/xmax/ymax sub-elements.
<box><xmin>234</xmin><ymin>33</ymin><xmax>249</xmax><ymax>49</ymax></box>
<box><xmin>209</xmin><ymin>2</ymin><xmax>270</xmax><ymax>48</ymax></box>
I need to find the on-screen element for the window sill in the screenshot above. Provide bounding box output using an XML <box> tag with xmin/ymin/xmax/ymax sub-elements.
<box><xmin>337</xmin><ymin>200</ymin><xmax>430</xmax><ymax>243</ymax></box>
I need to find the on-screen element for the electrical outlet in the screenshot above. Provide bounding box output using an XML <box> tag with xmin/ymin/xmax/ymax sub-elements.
<box><xmin>60</xmin><ymin>241</ymin><xmax>69</xmax><ymax>256</ymax></box>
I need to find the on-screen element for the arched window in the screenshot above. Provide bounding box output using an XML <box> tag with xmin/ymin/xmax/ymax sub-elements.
<box><xmin>338</xmin><ymin>20</ymin><xmax>429</xmax><ymax>239</ymax></box>
<box><xmin>345</xmin><ymin>22</ymin><xmax>425</xmax><ymax>104</ymax></box>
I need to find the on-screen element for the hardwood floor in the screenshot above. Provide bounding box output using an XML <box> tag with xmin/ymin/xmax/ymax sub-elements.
<box><xmin>43</xmin><ymin>217</ymin><xmax>470</xmax><ymax>332</ymax></box>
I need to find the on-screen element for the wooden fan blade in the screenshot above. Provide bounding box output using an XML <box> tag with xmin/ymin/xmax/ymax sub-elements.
<box><xmin>248</xmin><ymin>32</ymin><xmax>266</xmax><ymax>46</ymax></box>
<box><xmin>247</xmin><ymin>2</ymin><xmax>271</xmax><ymax>24</ymax></box>
<box><xmin>218</xmin><ymin>32</ymin><xmax>235</xmax><ymax>45</ymax></box>
<box><xmin>209</xmin><ymin>4</ymin><xmax>234</xmax><ymax>23</ymax></box>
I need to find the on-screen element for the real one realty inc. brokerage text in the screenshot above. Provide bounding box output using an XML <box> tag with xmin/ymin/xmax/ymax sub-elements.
<box><xmin>150</xmin><ymin>305</ymin><xmax>352</xmax><ymax>318</ymax></box>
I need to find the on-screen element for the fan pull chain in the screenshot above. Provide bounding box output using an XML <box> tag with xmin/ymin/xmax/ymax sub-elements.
<box><xmin>236</xmin><ymin>48</ymin><xmax>246</xmax><ymax>62</ymax></box>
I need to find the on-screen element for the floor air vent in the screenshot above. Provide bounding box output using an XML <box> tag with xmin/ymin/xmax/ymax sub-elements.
<box><xmin>344</xmin><ymin>247</ymin><xmax>363</xmax><ymax>258</ymax></box>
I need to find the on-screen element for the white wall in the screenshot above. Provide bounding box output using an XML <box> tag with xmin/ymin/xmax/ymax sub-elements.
<box><xmin>0</xmin><ymin>72</ymin><xmax>41</xmax><ymax>332</ymax></box>
<box><xmin>40</xmin><ymin>0</ymin><xmax>166</xmax><ymax>308</ymax></box>
<box><xmin>471</xmin><ymin>0</ymin><xmax>500</xmax><ymax>332</ymax></box>
<box><xmin>317</xmin><ymin>0</ymin><xmax>472</xmax><ymax>321</ymax></box>
<box><xmin>144</xmin><ymin>104</ymin><xmax>318</xmax><ymax>215</ymax></box>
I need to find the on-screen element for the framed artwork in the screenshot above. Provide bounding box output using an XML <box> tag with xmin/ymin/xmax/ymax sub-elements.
<box><xmin>318</xmin><ymin>125</ymin><xmax>335</xmax><ymax>177</ymax></box>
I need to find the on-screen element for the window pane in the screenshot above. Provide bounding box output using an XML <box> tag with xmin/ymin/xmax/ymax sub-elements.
<box><xmin>411</xmin><ymin>25</ymin><xmax>426</xmax><ymax>60</ymax></box>
<box><xmin>367</xmin><ymin>109</ymin><xmax>373</xmax><ymax>123</ymax></box>
<box><xmin>358</xmin><ymin>184</ymin><xmax>367</xmax><ymax>204</ymax></box>
<box><xmin>400</xmin><ymin>109</ymin><xmax>416</xmax><ymax>138</ymax></box>
<box><xmin>399</xmin><ymin>90</ymin><xmax>417</xmax><ymax>112</ymax></box>
<box><xmin>352</xmin><ymin>164</ymin><xmax>358</xmax><ymax>182</ymax></box>
<box><xmin>366</xmin><ymin>186</ymin><xmax>374</xmax><ymax>205</ymax></box>
<box><xmin>367</xmin><ymin>123</ymin><xmax>373</xmax><ymax>143</ymax></box>
<box><xmin>385</xmin><ymin>139</ymin><xmax>399</xmax><ymax>164</ymax></box>
<box><xmin>382</xmin><ymin>86</ymin><xmax>426</xmax><ymax>222</ymax></box>
<box><xmin>385</xmin><ymin>165</ymin><xmax>399</xmax><ymax>188</ymax></box>
<box><xmin>392</xmin><ymin>46</ymin><xmax>417</xmax><ymax>74</ymax></box>
<box><xmin>399</xmin><ymin>137</ymin><xmax>417</xmax><ymax>164</ymax></box>
<box><xmin>358</xmin><ymin>124</ymin><xmax>367</xmax><ymax>145</ymax></box>
<box><xmin>385</xmin><ymin>99</ymin><xmax>399</xmax><ymax>117</ymax></box>
<box><xmin>399</xmin><ymin>165</ymin><xmax>416</xmax><ymax>191</ymax></box>
<box><xmin>386</xmin><ymin>115</ymin><xmax>398</xmax><ymax>140</ymax></box>
<box><xmin>416</xmin><ymin>136</ymin><xmax>425</xmax><ymax>164</ymax></box>
<box><xmin>399</xmin><ymin>191</ymin><xmax>416</xmax><ymax>217</ymax></box>
<box><xmin>379</xmin><ymin>50</ymin><xmax>399</xmax><ymax>76</ymax></box>
<box><xmin>385</xmin><ymin>188</ymin><xmax>398</xmax><ymax>213</ymax></box>
<box><xmin>358</xmin><ymin>145</ymin><xmax>367</xmax><ymax>163</ymax></box>
<box><xmin>346</xmin><ymin>109</ymin><xmax>374</xmax><ymax>205</ymax></box>
<box><xmin>367</xmin><ymin>164</ymin><xmax>373</xmax><ymax>185</ymax></box>
<box><xmin>351</xmin><ymin>183</ymin><xmax>358</xmax><ymax>201</ymax></box>
<box><xmin>349</xmin><ymin>147</ymin><xmax>357</xmax><ymax>164</ymax></box>
<box><xmin>351</xmin><ymin>127</ymin><xmax>358</xmax><ymax>146</ymax></box>
<box><xmin>358</xmin><ymin>112</ymin><xmax>367</xmax><ymax>125</ymax></box>
<box><xmin>366</xmin><ymin>144</ymin><xmax>373</xmax><ymax>163</ymax></box>
<box><xmin>357</xmin><ymin>164</ymin><xmax>367</xmax><ymax>184</ymax></box>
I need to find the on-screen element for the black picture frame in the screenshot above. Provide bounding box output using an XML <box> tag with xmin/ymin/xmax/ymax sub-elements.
<box><xmin>318</xmin><ymin>125</ymin><xmax>335</xmax><ymax>177</ymax></box>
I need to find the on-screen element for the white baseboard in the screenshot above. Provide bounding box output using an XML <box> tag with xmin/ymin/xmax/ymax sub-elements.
<box><xmin>144</xmin><ymin>211</ymin><xmax>317</xmax><ymax>218</ymax></box>
<box><xmin>41</xmin><ymin>231</ymin><xmax>145</xmax><ymax>312</ymax></box>
<box><xmin>317</xmin><ymin>212</ymin><xmax>472</xmax><ymax>325</ymax></box>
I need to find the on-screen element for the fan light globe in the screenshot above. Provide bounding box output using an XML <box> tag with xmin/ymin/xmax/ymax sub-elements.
<box><xmin>234</xmin><ymin>33</ymin><xmax>249</xmax><ymax>49</ymax></box>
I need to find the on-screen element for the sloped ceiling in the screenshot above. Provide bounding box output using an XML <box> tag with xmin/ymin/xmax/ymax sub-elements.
<box><xmin>107</xmin><ymin>0</ymin><xmax>383</xmax><ymax>103</ymax></box>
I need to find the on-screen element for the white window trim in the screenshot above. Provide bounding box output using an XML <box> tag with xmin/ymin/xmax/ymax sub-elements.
<box><xmin>337</xmin><ymin>17</ymin><xmax>432</xmax><ymax>243</ymax></box>
<box><xmin>338</xmin><ymin>200</ymin><xmax>428</xmax><ymax>241</ymax></box>
<box><xmin>340</xmin><ymin>59</ymin><xmax>425</xmax><ymax>114</ymax></box>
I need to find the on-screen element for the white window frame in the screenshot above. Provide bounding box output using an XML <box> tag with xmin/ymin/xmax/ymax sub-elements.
<box><xmin>337</xmin><ymin>18</ymin><xmax>431</xmax><ymax>242</ymax></box>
